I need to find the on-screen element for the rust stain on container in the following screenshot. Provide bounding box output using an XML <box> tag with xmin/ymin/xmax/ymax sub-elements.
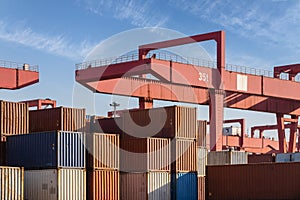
<box><xmin>198</xmin><ymin>176</ymin><xmax>205</xmax><ymax>200</ymax></box>
<box><xmin>87</xmin><ymin>133</ymin><xmax>119</xmax><ymax>170</ymax></box>
<box><xmin>29</xmin><ymin>107</ymin><xmax>85</xmax><ymax>132</ymax></box>
<box><xmin>172</xmin><ymin>138</ymin><xmax>197</xmax><ymax>172</ymax></box>
<box><xmin>248</xmin><ymin>153</ymin><xmax>275</xmax><ymax>164</ymax></box>
<box><xmin>122</xmin><ymin>106</ymin><xmax>197</xmax><ymax>139</ymax></box>
<box><xmin>120</xmin><ymin>137</ymin><xmax>170</xmax><ymax>172</ymax></box>
<box><xmin>207</xmin><ymin>162</ymin><xmax>300</xmax><ymax>200</ymax></box>
<box><xmin>0</xmin><ymin>100</ymin><xmax>28</xmax><ymax>141</ymax></box>
<box><xmin>87</xmin><ymin>170</ymin><xmax>119</xmax><ymax>200</ymax></box>
<box><xmin>197</xmin><ymin>120</ymin><xmax>207</xmax><ymax>147</ymax></box>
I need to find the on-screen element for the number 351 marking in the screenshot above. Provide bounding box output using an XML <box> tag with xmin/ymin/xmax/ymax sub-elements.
<box><xmin>198</xmin><ymin>72</ymin><xmax>209</xmax><ymax>82</ymax></box>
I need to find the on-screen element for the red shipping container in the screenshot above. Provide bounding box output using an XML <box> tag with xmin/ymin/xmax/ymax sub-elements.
<box><xmin>198</xmin><ymin>176</ymin><xmax>205</xmax><ymax>200</ymax></box>
<box><xmin>197</xmin><ymin>120</ymin><xmax>207</xmax><ymax>147</ymax></box>
<box><xmin>207</xmin><ymin>162</ymin><xmax>300</xmax><ymax>200</ymax></box>
<box><xmin>248</xmin><ymin>153</ymin><xmax>275</xmax><ymax>164</ymax></box>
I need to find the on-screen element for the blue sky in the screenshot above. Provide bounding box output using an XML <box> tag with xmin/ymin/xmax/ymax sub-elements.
<box><xmin>0</xmin><ymin>0</ymin><xmax>299</xmax><ymax>137</ymax></box>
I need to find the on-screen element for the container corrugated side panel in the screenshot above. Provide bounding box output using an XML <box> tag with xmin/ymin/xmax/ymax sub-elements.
<box><xmin>171</xmin><ymin>172</ymin><xmax>197</xmax><ymax>200</ymax></box>
<box><xmin>120</xmin><ymin>173</ymin><xmax>147</xmax><ymax>200</ymax></box>
<box><xmin>120</xmin><ymin>138</ymin><xmax>170</xmax><ymax>172</ymax></box>
<box><xmin>207</xmin><ymin>151</ymin><xmax>230</xmax><ymax>166</ymax></box>
<box><xmin>276</xmin><ymin>153</ymin><xmax>293</xmax><ymax>162</ymax></box>
<box><xmin>291</xmin><ymin>152</ymin><xmax>300</xmax><ymax>162</ymax></box>
<box><xmin>148</xmin><ymin>172</ymin><xmax>171</xmax><ymax>200</ymax></box>
<box><xmin>231</xmin><ymin>151</ymin><xmax>248</xmax><ymax>164</ymax></box>
<box><xmin>175</xmin><ymin>106</ymin><xmax>197</xmax><ymax>139</ymax></box>
<box><xmin>1</xmin><ymin>101</ymin><xmax>28</xmax><ymax>141</ymax></box>
<box><xmin>197</xmin><ymin>120</ymin><xmax>207</xmax><ymax>147</ymax></box>
<box><xmin>94</xmin><ymin>117</ymin><xmax>123</xmax><ymax>134</ymax></box>
<box><xmin>59</xmin><ymin>169</ymin><xmax>86</xmax><ymax>200</ymax></box>
<box><xmin>248</xmin><ymin>154</ymin><xmax>275</xmax><ymax>163</ymax></box>
<box><xmin>172</xmin><ymin>139</ymin><xmax>197</xmax><ymax>172</ymax></box>
<box><xmin>0</xmin><ymin>166</ymin><xmax>24</xmax><ymax>200</ymax></box>
<box><xmin>58</xmin><ymin>131</ymin><xmax>85</xmax><ymax>168</ymax></box>
<box><xmin>198</xmin><ymin>176</ymin><xmax>205</xmax><ymax>200</ymax></box>
<box><xmin>62</xmin><ymin>107</ymin><xmax>86</xmax><ymax>132</ymax></box>
<box><xmin>87</xmin><ymin>170</ymin><xmax>119</xmax><ymax>200</ymax></box>
<box><xmin>87</xmin><ymin>133</ymin><xmax>119</xmax><ymax>170</ymax></box>
<box><xmin>197</xmin><ymin>147</ymin><xmax>207</xmax><ymax>176</ymax></box>
<box><xmin>7</xmin><ymin>131</ymin><xmax>57</xmax><ymax>168</ymax></box>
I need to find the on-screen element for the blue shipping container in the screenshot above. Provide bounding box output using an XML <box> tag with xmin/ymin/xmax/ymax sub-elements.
<box><xmin>171</xmin><ymin>172</ymin><xmax>197</xmax><ymax>200</ymax></box>
<box><xmin>7</xmin><ymin>131</ymin><xmax>85</xmax><ymax>169</ymax></box>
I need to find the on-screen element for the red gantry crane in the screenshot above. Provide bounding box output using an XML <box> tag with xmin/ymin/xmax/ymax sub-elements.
<box><xmin>0</xmin><ymin>60</ymin><xmax>39</xmax><ymax>89</ymax></box>
<box><xmin>75</xmin><ymin>30</ymin><xmax>300</xmax><ymax>153</ymax></box>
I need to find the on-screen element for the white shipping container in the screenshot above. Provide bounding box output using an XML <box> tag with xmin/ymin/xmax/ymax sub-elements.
<box><xmin>197</xmin><ymin>147</ymin><xmax>207</xmax><ymax>176</ymax></box>
<box><xmin>25</xmin><ymin>169</ymin><xmax>86</xmax><ymax>200</ymax></box>
<box><xmin>223</xmin><ymin>126</ymin><xmax>241</xmax><ymax>136</ymax></box>
<box><xmin>0</xmin><ymin>166</ymin><xmax>24</xmax><ymax>200</ymax></box>
<box><xmin>207</xmin><ymin>151</ymin><xmax>248</xmax><ymax>165</ymax></box>
<box><xmin>121</xmin><ymin>172</ymin><xmax>171</xmax><ymax>200</ymax></box>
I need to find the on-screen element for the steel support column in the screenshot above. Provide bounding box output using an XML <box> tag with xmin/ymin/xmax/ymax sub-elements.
<box><xmin>276</xmin><ymin>113</ymin><xmax>287</xmax><ymax>153</ymax></box>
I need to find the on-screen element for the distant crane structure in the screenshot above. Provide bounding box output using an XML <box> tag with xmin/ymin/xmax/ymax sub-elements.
<box><xmin>75</xmin><ymin>30</ymin><xmax>300</xmax><ymax>153</ymax></box>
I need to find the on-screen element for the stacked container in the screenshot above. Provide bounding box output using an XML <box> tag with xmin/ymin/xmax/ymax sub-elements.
<box><xmin>197</xmin><ymin>120</ymin><xmax>208</xmax><ymax>200</ymax></box>
<box><xmin>7</xmin><ymin>107</ymin><xmax>86</xmax><ymax>200</ymax></box>
<box><xmin>207</xmin><ymin>150</ymin><xmax>248</xmax><ymax>166</ymax></box>
<box><xmin>0</xmin><ymin>100</ymin><xmax>29</xmax><ymax>165</ymax></box>
<box><xmin>0</xmin><ymin>166</ymin><xmax>24</xmax><ymax>200</ymax></box>
<box><xmin>86</xmin><ymin>132</ymin><xmax>120</xmax><ymax>200</ymax></box>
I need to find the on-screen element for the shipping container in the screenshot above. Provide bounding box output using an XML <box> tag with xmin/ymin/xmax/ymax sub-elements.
<box><xmin>0</xmin><ymin>141</ymin><xmax>6</xmax><ymax>165</ymax></box>
<box><xmin>120</xmin><ymin>137</ymin><xmax>170</xmax><ymax>172</ymax></box>
<box><xmin>171</xmin><ymin>139</ymin><xmax>197</xmax><ymax>172</ymax></box>
<box><xmin>206</xmin><ymin>162</ymin><xmax>300</xmax><ymax>200</ymax></box>
<box><xmin>0</xmin><ymin>100</ymin><xmax>28</xmax><ymax>141</ymax></box>
<box><xmin>197</xmin><ymin>120</ymin><xmax>207</xmax><ymax>147</ymax></box>
<box><xmin>197</xmin><ymin>147</ymin><xmax>207</xmax><ymax>176</ymax></box>
<box><xmin>171</xmin><ymin>172</ymin><xmax>197</xmax><ymax>200</ymax></box>
<box><xmin>7</xmin><ymin>131</ymin><xmax>85</xmax><ymax>169</ymax></box>
<box><xmin>92</xmin><ymin>117</ymin><xmax>123</xmax><ymax>134</ymax></box>
<box><xmin>121</xmin><ymin>172</ymin><xmax>171</xmax><ymax>200</ymax></box>
<box><xmin>122</xmin><ymin>106</ymin><xmax>197</xmax><ymax>139</ymax></box>
<box><xmin>276</xmin><ymin>153</ymin><xmax>293</xmax><ymax>162</ymax></box>
<box><xmin>207</xmin><ymin>151</ymin><xmax>247</xmax><ymax>166</ymax></box>
<box><xmin>86</xmin><ymin>133</ymin><xmax>119</xmax><ymax>170</ymax></box>
<box><xmin>0</xmin><ymin>166</ymin><xmax>24</xmax><ymax>200</ymax></box>
<box><xmin>198</xmin><ymin>176</ymin><xmax>205</xmax><ymax>200</ymax></box>
<box><xmin>248</xmin><ymin>153</ymin><xmax>275</xmax><ymax>164</ymax></box>
<box><xmin>25</xmin><ymin>168</ymin><xmax>86</xmax><ymax>200</ymax></box>
<box><xmin>29</xmin><ymin>107</ymin><xmax>86</xmax><ymax>132</ymax></box>
<box><xmin>87</xmin><ymin>170</ymin><xmax>119</xmax><ymax>200</ymax></box>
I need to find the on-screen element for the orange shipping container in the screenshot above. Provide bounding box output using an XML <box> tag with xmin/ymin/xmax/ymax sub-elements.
<box><xmin>198</xmin><ymin>176</ymin><xmax>205</xmax><ymax>200</ymax></box>
<box><xmin>122</xmin><ymin>106</ymin><xmax>197</xmax><ymax>139</ymax></box>
<box><xmin>171</xmin><ymin>138</ymin><xmax>197</xmax><ymax>172</ymax></box>
<box><xmin>197</xmin><ymin>120</ymin><xmax>207</xmax><ymax>147</ymax></box>
<box><xmin>0</xmin><ymin>100</ymin><xmax>28</xmax><ymax>141</ymax></box>
<box><xmin>120</xmin><ymin>137</ymin><xmax>170</xmax><ymax>172</ymax></box>
<box><xmin>87</xmin><ymin>170</ymin><xmax>119</xmax><ymax>200</ymax></box>
<box><xmin>86</xmin><ymin>133</ymin><xmax>119</xmax><ymax>170</ymax></box>
<box><xmin>29</xmin><ymin>107</ymin><xmax>85</xmax><ymax>132</ymax></box>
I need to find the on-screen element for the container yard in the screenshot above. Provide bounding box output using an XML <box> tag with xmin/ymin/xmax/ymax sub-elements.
<box><xmin>0</xmin><ymin>28</ymin><xmax>300</xmax><ymax>200</ymax></box>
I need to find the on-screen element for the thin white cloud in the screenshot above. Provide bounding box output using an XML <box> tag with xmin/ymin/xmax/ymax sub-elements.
<box><xmin>0</xmin><ymin>20</ymin><xmax>95</xmax><ymax>61</ymax></box>
<box><xmin>77</xmin><ymin>0</ymin><xmax>168</xmax><ymax>27</ymax></box>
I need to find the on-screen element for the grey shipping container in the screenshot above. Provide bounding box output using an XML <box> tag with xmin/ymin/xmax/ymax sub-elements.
<box><xmin>197</xmin><ymin>147</ymin><xmax>207</xmax><ymax>176</ymax></box>
<box><xmin>0</xmin><ymin>166</ymin><xmax>24</xmax><ymax>200</ymax></box>
<box><xmin>0</xmin><ymin>100</ymin><xmax>29</xmax><ymax>141</ymax></box>
<box><xmin>207</xmin><ymin>151</ymin><xmax>248</xmax><ymax>166</ymax></box>
<box><xmin>171</xmin><ymin>172</ymin><xmax>198</xmax><ymax>200</ymax></box>
<box><xmin>29</xmin><ymin>107</ymin><xmax>86</xmax><ymax>133</ymax></box>
<box><xmin>121</xmin><ymin>172</ymin><xmax>171</xmax><ymax>200</ymax></box>
<box><xmin>122</xmin><ymin>106</ymin><xmax>197</xmax><ymax>139</ymax></box>
<box><xmin>25</xmin><ymin>168</ymin><xmax>86</xmax><ymax>200</ymax></box>
<box><xmin>86</xmin><ymin>133</ymin><xmax>119</xmax><ymax>170</ymax></box>
<box><xmin>7</xmin><ymin>131</ymin><xmax>85</xmax><ymax>169</ymax></box>
<box><xmin>120</xmin><ymin>137</ymin><xmax>171</xmax><ymax>172</ymax></box>
<box><xmin>206</xmin><ymin>162</ymin><xmax>300</xmax><ymax>200</ymax></box>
